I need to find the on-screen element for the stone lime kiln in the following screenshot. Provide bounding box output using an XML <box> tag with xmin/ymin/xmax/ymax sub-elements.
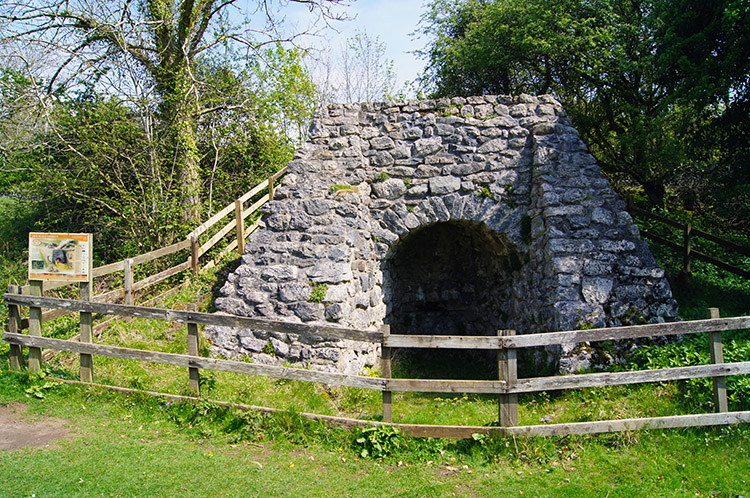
<box><xmin>208</xmin><ymin>95</ymin><xmax>678</xmax><ymax>375</ymax></box>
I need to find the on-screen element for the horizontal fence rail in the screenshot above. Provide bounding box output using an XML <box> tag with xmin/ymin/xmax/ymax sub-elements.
<box><xmin>628</xmin><ymin>200</ymin><xmax>750</xmax><ymax>279</ymax></box>
<box><xmin>20</xmin><ymin>167</ymin><xmax>287</xmax><ymax>329</ymax></box>
<box><xmin>4</xmin><ymin>290</ymin><xmax>750</xmax><ymax>438</ymax></box>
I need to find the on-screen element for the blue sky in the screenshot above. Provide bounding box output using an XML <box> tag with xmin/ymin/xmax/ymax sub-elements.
<box><xmin>283</xmin><ymin>0</ymin><xmax>429</xmax><ymax>91</ymax></box>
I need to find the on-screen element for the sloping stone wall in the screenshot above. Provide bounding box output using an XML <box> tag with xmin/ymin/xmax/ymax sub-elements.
<box><xmin>208</xmin><ymin>94</ymin><xmax>678</xmax><ymax>374</ymax></box>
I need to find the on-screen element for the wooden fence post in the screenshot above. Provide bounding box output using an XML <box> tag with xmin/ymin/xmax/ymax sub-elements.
<box><xmin>7</xmin><ymin>284</ymin><xmax>23</xmax><ymax>370</ymax></box>
<box><xmin>28</xmin><ymin>280</ymin><xmax>43</xmax><ymax>372</ymax></box>
<box><xmin>683</xmin><ymin>222</ymin><xmax>693</xmax><ymax>274</ymax></box>
<box><xmin>707</xmin><ymin>307</ymin><xmax>728</xmax><ymax>413</ymax></box>
<box><xmin>79</xmin><ymin>280</ymin><xmax>94</xmax><ymax>382</ymax></box>
<box><xmin>235</xmin><ymin>199</ymin><xmax>245</xmax><ymax>255</ymax></box>
<box><xmin>381</xmin><ymin>324</ymin><xmax>392</xmax><ymax>423</ymax></box>
<box><xmin>268</xmin><ymin>176</ymin><xmax>275</xmax><ymax>201</ymax></box>
<box><xmin>498</xmin><ymin>329</ymin><xmax>518</xmax><ymax>427</ymax></box>
<box><xmin>190</xmin><ymin>235</ymin><xmax>199</xmax><ymax>274</ymax></box>
<box><xmin>187</xmin><ymin>303</ymin><xmax>201</xmax><ymax>396</ymax></box>
<box><xmin>123</xmin><ymin>258</ymin><xmax>134</xmax><ymax>306</ymax></box>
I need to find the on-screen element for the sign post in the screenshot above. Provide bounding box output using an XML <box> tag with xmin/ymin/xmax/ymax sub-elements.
<box><xmin>27</xmin><ymin>233</ymin><xmax>93</xmax><ymax>375</ymax></box>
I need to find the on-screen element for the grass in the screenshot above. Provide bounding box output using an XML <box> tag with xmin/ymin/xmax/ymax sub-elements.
<box><xmin>1</xmin><ymin>193</ymin><xmax>750</xmax><ymax>496</ymax></box>
<box><xmin>1</xmin><ymin>365</ymin><xmax>749</xmax><ymax>497</ymax></box>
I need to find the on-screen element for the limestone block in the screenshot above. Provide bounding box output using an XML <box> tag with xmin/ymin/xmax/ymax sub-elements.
<box><xmin>429</xmin><ymin>176</ymin><xmax>461</xmax><ymax>195</ymax></box>
<box><xmin>325</xmin><ymin>302</ymin><xmax>351</xmax><ymax>321</ymax></box>
<box><xmin>372</xmin><ymin>178</ymin><xmax>407</xmax><ymax>200</ymax></box>
<box><xmin>294</xmin><ymin>302</ymin><xmax>324</xmax><ymax>321</ymax></box>
<box><xmin>370</xmin><ymin>151</ymin><xmax>394</xmax><ymax>166</ymax></box>
<box><xmin>582</xmin><ymin>277</ymin><xmax>614</xmax><ymax>304</ymax></box>
<box><xmin>278</xmin><ymin>283</ymin><xmax>311</xmax><ymax>303</ymax></box>
<box><xmin>371</xmin><ymin>136</ymin><xmax>395</xmax><ymax>150</ymax></box>
<box><xmin>307</xmin><ymin>262</ymin><xmax>353</xmax><ymax>283</ymax></box>
<box><xmin>270</xmin><ymin>337</ymin><xmax>291</xmax><ymax>357</ymax></box>
<box><xmin>303</xmin><ymin>199</ymin><xmax>331</xmax><ymax>216</ymax></box>
<box><xmin>413</xmin><ymin>137</ymin><xmax>443</xmax><ymax>156</ymax></box>
<box><xmin>239</xmin><ymin>334</ymin><xmax>267</xmax><ymax>353</ymax></box>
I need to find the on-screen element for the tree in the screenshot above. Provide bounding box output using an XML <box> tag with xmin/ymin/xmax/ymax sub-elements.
<box><xmin>308</xmin><ymin>29</ymin><xmax>397</xmax><ymax>105</ymax></box>
<box><xmin>0</xmin><ymin>0</ymin><xmax>346</xmax><ymax>221</ymax></box>
<box><xmin>0</xmin><ymin>42</ymin><xmax>316</xmax><ymax>259</ymax></box>
<box><xmin>340</xmin><ymin>30</ymin><xmax>396</xmax><ymax>103</ymax></box>
<box><xmin>417</xmin><ymin>0</ymin><xmax>749</xmax><ymax>210</ymax></box>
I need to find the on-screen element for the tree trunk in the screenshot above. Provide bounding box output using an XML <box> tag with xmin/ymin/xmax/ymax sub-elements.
<box><xmin>174</xmin><ymin>107</ymin><xmax>201</xmax><ymax>222</ymax></box>
<box><xmin>643</xmin><ymin>178</ymin><xmax>665</xmax><ymax>209</ymax></box>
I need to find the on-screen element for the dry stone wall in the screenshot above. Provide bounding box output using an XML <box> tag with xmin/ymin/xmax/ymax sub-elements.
<box><xmin>208</xmin><ymin>94</ymin><xmax>678</xmax><ymax>375</ymax></box>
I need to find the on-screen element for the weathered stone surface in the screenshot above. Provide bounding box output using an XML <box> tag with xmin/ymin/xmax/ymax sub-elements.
<box><xmin>413</xmin><ymin>137</ymin><xmax>443</xmax><ymax>156</ymax></box>
<box><xmin>372</xmin><ymin>178</ymin><xmax>407</xmax><ymax>200</ymax></box>
<box><xmin>582</xmin><ymin>277</ymin><xmax>614</xmax><ymax>305</ymax></box>
<box><xmin>429</xmin><ymin>176</ymin><xmax>461</xmax><ymax>195</ymax></box>
<box><xmin>207</xmin><ymin>94</ymin><xmax>678</xmax><ymax>376</ymax></box>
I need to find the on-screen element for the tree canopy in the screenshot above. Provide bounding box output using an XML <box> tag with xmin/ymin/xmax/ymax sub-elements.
<box><xmin>418</xmin><ymin>0</ymin><xmax>750</xmax><ymax>222</ymax></box>
<box><xmin>1</xmin><ymin>0</ymin><xmax>344</xmax><ymax>223</ymax></box>
<box><xmin>0</xmin><ymin>1</ymin><xmax>340</xmax><ymax>258</ymax></box>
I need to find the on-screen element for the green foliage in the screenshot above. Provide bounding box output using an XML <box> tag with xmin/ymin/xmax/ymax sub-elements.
<box><xmin>328</xmin><ymin>184</ymin><xmax>358</xmax><ymax>194</ymax></box>
<box><xmin>263</xmin><ymin>341</ymin><xmax>276</xmax><ymax>356</ymax></box>
<box><xmin>308</xmin><ymin>283</ymin><xmax>328</xmax><ymax>304</ymax></box>
<box><xmin>375</xmin><ymin>171</ymin><xmax>390</xmax><ymax>182</ymax></box>
<box><xmin>476</xmin><ymin>183</ymin><xmax>494</xmax><ymax>200</ymax></box>
<box><xmin>418</xmin><ymin>0</ymin><xmax>750</xmax><ymax>216</ymax></box>
<box><xmin>354</xmin><ymin>425</ymin><xmax>404</xmax><ymax>458</ymax></box>
<box><xmin>21</xmin><ymin>370</ymin><xmax>60</xmax><ymax>399</ymax></box>
<box><xmin>628</xmin><ymin>333</ymin><xmax>750</xmax><ymax>411</ymax></box>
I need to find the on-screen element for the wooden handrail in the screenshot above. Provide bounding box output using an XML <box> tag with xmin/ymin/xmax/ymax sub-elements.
<box><xmin>22</xmin><ymin>167</ymin><xmax>285</xmax><ymax>322</ymax></box>
<box><xmin>628</xmin><ymin>201</ymin><xmax>750</xmax><ymax>278</ymax></box>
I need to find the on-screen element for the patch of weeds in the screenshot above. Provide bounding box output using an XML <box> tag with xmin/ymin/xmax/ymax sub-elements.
<box><xmin>375</xmin><ymin>172</ymin><xmax>390</xmax><ymax>182</ymax></box>
<box><xmin>354</xmin><ymin>425</ymin><xmax>405</xmax><ymax>458</ymax></box>
<box><xmin>407</xmin><ymin>205</ymin><xmax>415</xmax><ymax>213</ymax></box>
<box><xmin>262</xmin><ymin>340</ymin><xmax>276</xmax><ymax>357</ymax></box>
<box><xmin>620</xmin><ymin>306</ymin><xmax>647</xmax><ymax>325</ymax></box>
<box><xmin>477</xmin><ymin>183</ymin><xmax>495</xmax><ymax>201</ymax></box>
<box><xmin>22</xmin><ymin>370</ymin><xmax>59</xmax><ymax>399</ymax></box>
<box><xmin>439</xmin><ymin>106</ymin><xmax>458</xmax><ymax>117</ymax></box>
<box><xmin>199</xmin><ymin>373</ymin><xmax>218</xmax><ymax>393</ymax></box>
<box><xmin>309</xmin><ymin>282</ymin><xmax>328</xmax><ymax>303</ymax></box>
<box><xmin>403</xmin><ymin>177</ymin><xmax>411</xmax><ymax>187</ymax></box>
<box><xmin>329</xmin><ymin>184</ymin><xmax>358</xmax><ymax>195</ymax></box>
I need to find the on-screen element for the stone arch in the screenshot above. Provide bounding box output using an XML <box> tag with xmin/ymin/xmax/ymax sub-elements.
<box><xmin>382</xmin><ymin>220</ymin><xmax>524</xmax><ymax>378</ymax></box>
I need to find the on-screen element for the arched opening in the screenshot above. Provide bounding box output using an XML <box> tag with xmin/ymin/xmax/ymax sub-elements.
<box><xmin>382</xmin><ymin>220</ymin><xmax>523</xmax><ymax>380</ymax></box>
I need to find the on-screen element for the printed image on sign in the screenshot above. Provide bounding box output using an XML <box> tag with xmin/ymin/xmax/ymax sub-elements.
<box><xmin>28</xmin><ymin>233</ymin><xmax>92</xmax><ymax>282</ymax></box>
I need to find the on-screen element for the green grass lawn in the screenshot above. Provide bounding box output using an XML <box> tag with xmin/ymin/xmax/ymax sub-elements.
<box><xmin>1</xmin><ymin>366</ymin><xmax>749</xmax><ymax>498</ymax></box>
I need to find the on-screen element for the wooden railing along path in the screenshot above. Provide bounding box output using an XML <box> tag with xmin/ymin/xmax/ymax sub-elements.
<box><xmin>627</xmin><ymin>199</ymin><xmax>750</xmax><ymax>279</ymax></box>
<box><xmin>20</xmin><ymin>167</ymin><xmax>287</xmax><ymax>339</ymax></box>
<box><xmin>4</xmin><ymin>292</ymin><xmax>750</xmax><ymax>438</ymax></box>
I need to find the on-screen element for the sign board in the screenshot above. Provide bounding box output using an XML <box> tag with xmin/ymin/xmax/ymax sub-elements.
<box><xmin>28</xmin><ymin>233</ymin><xmax>93</xmax><ymax>282</ymax></box>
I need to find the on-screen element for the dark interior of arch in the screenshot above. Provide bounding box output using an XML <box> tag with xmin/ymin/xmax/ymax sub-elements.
<box><xmin>382</xmin><ymin>221</ymin><xmax>523</xmax><ymax>380</ymax></box>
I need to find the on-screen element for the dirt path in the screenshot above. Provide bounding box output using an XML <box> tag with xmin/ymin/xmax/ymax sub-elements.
<box><xmin>0</xmin><ymin>403</ymin><xmax>71</xmax><ymax>451</ymax></box>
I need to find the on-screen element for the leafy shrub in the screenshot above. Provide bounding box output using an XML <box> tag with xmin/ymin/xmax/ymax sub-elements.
<box><xmin>628</xmin><ymin>334</ymin><xmax>750</xmax><ymax>411</ymax></box>
<box><xmin>354</xmin><ymin>425</ymin><xmax>405</xmax><ymax>458</ymax></box>
<box><xmin>308</xmin><ymin>283</ymin><xmax>328</xmax><ymax>303</ymax></box>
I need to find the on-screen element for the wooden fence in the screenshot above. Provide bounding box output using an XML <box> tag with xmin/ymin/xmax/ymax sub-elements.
<box><xmin>4</xmin><ymin>292</ymin><xmax>750</xmax><ymax>438</ymax></box>
<box><xmin>19</xmin><ymin>167</ymin><xmax>287</xmax><ymax>342</ymax></box>
<box><xmin>627</xmin><ymin>199</ymin><xmax>750</xmax><ymax>279</ymax></box>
